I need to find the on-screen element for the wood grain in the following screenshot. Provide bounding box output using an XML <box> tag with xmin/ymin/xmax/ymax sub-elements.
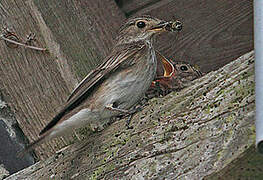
<box><xmin>0</xmin><ymin>0</ymin><xmax>124</xmax><ymax>158</ymax></box>
<box><xmin>115</xmin><ymin>0</ymin><xmax>160</xmax><ymax>15</ymax></box>
<box><xmin>135</xmin><ymin>0</ymin><xmax>253</xmax><ymax>73</ymax></box>
<box><xmin>32</xmin><ymin>0</ymin><xmax>125</xmax><ymax>80</ymax></box>
<box><xmin>6</xmin><ymin>51</ymin><xmax>255</xmax><ymax>179</ymax></box>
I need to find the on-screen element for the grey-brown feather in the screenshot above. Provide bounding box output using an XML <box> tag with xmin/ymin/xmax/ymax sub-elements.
<box><xmin>23</xmin><ymin>16</ymin><xmax>174</xmax><ymax>154</ymax></box>
<box><xmin>39</xmin><ymin>41</ymin><xmax>149</xmax><ymax>136</ymax></box>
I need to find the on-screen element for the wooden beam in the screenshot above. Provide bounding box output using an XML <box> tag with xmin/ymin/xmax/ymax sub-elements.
<box><xmin>6</xmin><ymin>51</ymin><xmax>255</xmax><ymax>179</ymax></box>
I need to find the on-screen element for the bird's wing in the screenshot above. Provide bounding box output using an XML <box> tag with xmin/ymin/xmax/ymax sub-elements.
<box><xmin>39</xmin><ymin>44</ymin><xmax>145</xmax><ymax>136</ymax></box>
<box><xmin>67</xmin><ymin>53</ymin><xmax>132</xmax><ymax>102</ymax></box>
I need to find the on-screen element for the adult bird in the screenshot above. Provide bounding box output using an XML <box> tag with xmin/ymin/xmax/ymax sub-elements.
<box><xmin>22</xmin><ymin>16</ymin><xmax>182</xmax><ymax>154</ymax></box>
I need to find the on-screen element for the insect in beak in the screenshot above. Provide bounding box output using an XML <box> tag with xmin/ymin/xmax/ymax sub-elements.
<box><xmin>150</xmin><ymin>20</ymin><xmax>182</xmax><ymax>32</ymax></box>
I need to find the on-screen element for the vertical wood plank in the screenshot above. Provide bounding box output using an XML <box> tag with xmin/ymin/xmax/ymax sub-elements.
<box><xmin>135</xmin><ymin>0</ymin><xmax>253</xmax><ymax>72</ymax></box>
<box><xmin>0</xmin><ymin>0</ymin><xmax>125</xmax><ymax>158</ymax></box>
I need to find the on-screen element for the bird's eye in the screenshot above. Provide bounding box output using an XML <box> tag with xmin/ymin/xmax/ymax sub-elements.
<box><xmin>137</xmin><ymin>21</ymin><xmax>146</xmax><ymax>28</ymax></box>
<box><xmin>180</xmin><ymin>65</ymin><xmax>188</xmax><ymax>71</ymax></box>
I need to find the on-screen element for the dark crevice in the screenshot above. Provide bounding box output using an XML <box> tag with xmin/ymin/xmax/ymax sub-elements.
<box><xmin>0</xmin><ymin>92</ymin><xmax>35</xmax><ymax>175</ymax></box>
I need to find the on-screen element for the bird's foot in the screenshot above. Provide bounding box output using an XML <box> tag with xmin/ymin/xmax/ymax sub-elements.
<box><xmin>106</xmin><ymin>104</ymin><xmax>142</xmax><ymax>129</ymax></box>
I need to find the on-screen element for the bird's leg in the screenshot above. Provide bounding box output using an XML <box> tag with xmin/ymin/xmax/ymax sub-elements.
<box><xmin>106</xmin><ymin>103</ymin><xmax>142</xmax><ymax>129</ymax></box>
<box><xmin>125</xmin><ymin>106</ymin><xmax>142</xmax><ymax>129</ymax></box>
<box><xmin>126</xmin><ymin>114</ymin><xmax>134</xmax><ymax>129</ymax></box>
<box><xmin>105</xmin><ymin>104</ymin><xmax>130</xmax><ymax>114</ymax></box>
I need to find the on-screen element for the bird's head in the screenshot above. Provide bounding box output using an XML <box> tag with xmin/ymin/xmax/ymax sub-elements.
<box><xmin>116</xmin><ymin>16</ymin><xmax>182</xmax><ymax>45</ymax></box>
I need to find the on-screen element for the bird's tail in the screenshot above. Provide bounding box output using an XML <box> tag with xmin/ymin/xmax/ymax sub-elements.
<box><xmin>17</xmin><ymin>135</ymin><xmax>46</xmax><ymax>158</ymax></box>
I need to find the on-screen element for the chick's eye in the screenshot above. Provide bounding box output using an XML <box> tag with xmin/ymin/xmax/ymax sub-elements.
<box><xmin>180</xmin><ymin>65</ymin><xmax>188</xmax><ymax>71</ymax></box>
<box><xmin>137</xmin><ymin>21</ymin><xmax>146</xmax><ymax>28</ymax></box>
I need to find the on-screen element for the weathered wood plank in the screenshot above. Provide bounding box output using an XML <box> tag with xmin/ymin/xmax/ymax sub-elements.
<box><xmin>6</xmin><ymin>51</ymin><xmax>255</xmax><ymax>179</ymax></box>
<box><xmin>0</xmin><ymin>0</ymin><xmax>124</xmax><ymax>159</ymax></box>
<box><xmin>135</xmin><ymin>0</ymin><xmax>253</xmax><ymax>73</ymax></box>
<box><xmin>32</xmin><ymin>0</ymin><xmax>125</xmax><ymax>79</ymax></box>
<box><xmin>115</xmin><ymin>0</ymin><xmax>160</xmax><ymax>15</ymax></box>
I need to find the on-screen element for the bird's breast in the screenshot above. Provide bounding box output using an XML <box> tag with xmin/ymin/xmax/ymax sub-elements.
<box><xmin>92</xmin><ymin>45</ymin><xmax>157</xmax><ymax>115</ymax></box>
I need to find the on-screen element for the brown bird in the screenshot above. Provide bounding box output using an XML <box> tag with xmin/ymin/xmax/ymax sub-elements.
<box><xmin>21</xmin><ymin>16</ymin><xmax>182</xmax><ymax>154</ymax></box>
<box><xmin>146</xmin><ymin>52</ymin><xmax>204</xmax><ymax>98</ymax></box>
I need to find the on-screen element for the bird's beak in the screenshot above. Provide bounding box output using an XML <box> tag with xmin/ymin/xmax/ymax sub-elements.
<box><xmin>149</xmin><ymin>20</ymin><xmax>182</xmax><ymax>32</ymax></box>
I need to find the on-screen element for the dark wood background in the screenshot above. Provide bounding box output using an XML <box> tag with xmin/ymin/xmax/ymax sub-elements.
<box><xmin>0</xmin><ymin>0</ymin><xmax>253</xmax><ymax>165</ymax></box>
